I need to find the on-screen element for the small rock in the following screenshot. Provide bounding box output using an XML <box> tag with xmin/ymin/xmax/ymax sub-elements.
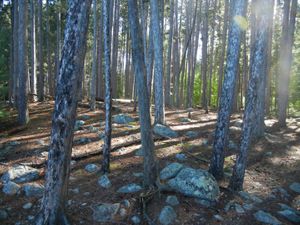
<box><xmin>23</xmin><ymin>202</ymin><xmax>33</xmax><ymax>209</ymax></box>
<box><xmin>88</xmin><ymin>126</ymin><xmax>98</xmax><ymax>133</ymax></box>
<box><xmin>27</xmin><ymin>215</ymin><xmax>34</xmax><ymax>221</ymax></box>
<box><xmin>271</xmin><ymin>187</ymin><xmax>290</xmax><ymax>200</ymax></box>
<box><xmin>80</xmin><ymin>115</ymin><xmax>90</xmax><ymax>120</ymax></box>
<box><xmin>159</xmin><ymin>206</ymin><xmax>177</xmax><ymax>225</ymax></box>
<box><xmin>117</xmin><ymin>183</ymin><xmax>142</xmax><ymax>193</ymax></box>
<box><xmin>113</xmin><ymin>114</ymin><xmax>135</xmax><ymax>124</ymax></box>
<box><xmin>23</xmin><ymin>183</ymin><xmax>44</xmax><ymax>197</ymax></box>
<box><xmin>119</xmin><ymin>208</ymin><xmax>127</xmax><ymax>217</ymax></box>
<box><xmin>84</xmin><ymin>164</ymin><xmax>99</xmax><ymax>173</ymax></box>
<box><xmin>166</xmin><ymin>195</ymin><xmax>179</xmax><ymax>206</ymax></box>
<box><xmin>92</xmin><ymin>203</ymin><xmax>120</xmax><ymax>222</ymax></box>
<box><xmin>292</xmin><ymin>195</ymin><xmax>300</xmax><ymax>210</ymax></box>
<box><xmin>70</xmin><ymin>188</ymin><xmax>80</xmax><ymax>194</ymax></box>
<box><xmin>277</xmin><ymin>209</ymin><xmax>300</xmax><ymax>223</ymax></box>
<box><xmin>234</xmin><ymin>120</ymin><xmax>243</xmax><ymax>128</ymax></box>
<box><xmin>225</xmin><ymin>201</ymin><xmax>245</xmax><ymax>214</ymax></box>
<box><xmin>0</xmin><ymin>209</ymin><xmax>8</xmax><ymax>220</ymax></box>
<box><xmin>289</xmin><ymin>182</ymin><xmax>300</xmax><ymax>194</ymax></box>
<box><xmin>131</xmin><ymin>215</ymin><xmax>141</xmax><ymax>224</ymax></box>
<box><xmin>98</xmin><ymin>175</ymin><xmax>112</xmax><ymax>189</ymax></box>
<box><xmin>153</xmin><ymin>124</ymin><xmax>178</xmax><ymax>138</ymax></box>
<box><xmin>195</xmin><ymin>198</ymin><xmax>215</xmax><ymax>208</ymax></box>
<box><xmin>243</xmin><ymin>203</ymin><xmax>254</xmax><ymax>211</ymax></box>
<box><xmin>36</xmin><ymin>140</ymin><xmax>47</xmax><ymax>146</ymax></box>
<box><xmin>75</xmin><ymin>137</ymin><xmax>91</xmax><ymax>144</ymax></box>
<box><xmin>239</xmin><ymin>191</ymin><xmax>263</xmax><ymax>204</ymax></box>
<box><xmin>133</xmin><ymin>172</ymin><xmax>143</xmax><ymax>178</ymax></box>
<box><xmin>213</xmin><ymin>214</ymin><xmax>224</xmax><ymax>221</ymax></box>
<box><xmin>135</xmin><ymin>148</ymin><xmax>143</xmax><ymax>157</ymax></box>
<box><xmin>201</xmin><ymin>139</ymin><xmax>209</xmax><ymax>146</ymax></box>
<box><xmin>265</xmin><ymin>151</ymin><xmax>273</xmax><ymax>157</ymax></box>
<box><xmin>180</xmin><ymin>118</ymin><xmax>191</xmax><ymax>123</ymax></box>
<box><xmin>74</xmin><ymin>120</ymin><xmax>85</xmax><ymax>130</ymax></box>
<box><xmin>175</xmin><ymin>153</ymin><xmax>187</xmax><ymax>161</ymax></box>
<box><xmin>121</xmin><ymin>200</ymin><xmax>131</xmax><ymax>208</ymax></box>
<box><xmin>2</xmin><ymin>181</ymin><xmax>20</xmax><ymax>195</ymax></box>
<box><xmin>8</xmin><ymin>141</ymin><xmax>21</xmax><ymax>146</ymax></box>
<box><xmin>228</xmin><ymin>140</ymin><xmax>238</xmax><ymax>151</ymax></box>
<box><xmin>83</xmin><ymin>192</ymin><xmax>90</xmax><ymax>196</ymax></box>
<box><xmin>159</xmin><ymin>163</ymin><xmax>184</xmax><ymax>180</ymax></box>
<box><xmin>254</xmin><ymin>210</ymin><xmax>282</xmax><ymax>225</ymax></box>
<box><xmin>185</xmin><ymin>131</ymin><xmax>198</xmax><ymax>138</ymax></box>
<box><xmin>1</xmin><ymin>165</ymin><xmax>40</xmax><ymax>183</ymax></box>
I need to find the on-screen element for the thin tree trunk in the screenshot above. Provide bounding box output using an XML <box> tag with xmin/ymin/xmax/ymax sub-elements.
<box><xmin>35</xmin><ymin>1</ymin><xmax>91</xmax><ymax>224</ymax></box>
<box><xmin>90</xmin><ymin>0</ymin><xmax>98</xmax><ymax>110</ymax></box>
<box><xmin>128</xmin><ymin>0</ymin><xmax>157</xmax><ymax>188</ymax></box>
<box><xmin>37</xmin><ymin>0</ymin><xmax>44</xmax><ymax>102</ymax></box>
<box><xmin>12</xmin><ymin>0</ymin><xmax>18</xmax><ymax>106</ymax></box>
<box><xmin>17</xmin><ymin>0</ymin><xmax>29</xmax><ymax>125</ymax></box>
<box><xmin>209</xmin><ymin>0</ymin><xmax>247</xmax><ymax>180</ymax></box>
<box><xmin>102</xmin><ymin>0</ymin><xmax>112</xmax><ymax>173</ymax></box>
<box><xmin>30</xmin><ymin>0</ymin><xmax>37</xmax><ymax>101</ymax></box>
<box><xmin>55</xmin><ymin>0</ymin><xmax>61</xmax><ymax>92</ymax></box>
<box><xmin>46</xmin><ymin>0</ymin><xmax>53</xmax><ymax>96</ymax></box>
<box><xmin>97</xmin><ymin>4</ymin><xmax>104</xmax><ymax>99</ymax></box>
<box><xmin>217</xmin><ymin>0</ymin><xmax>229</xmax><ymax>107</ymax></box>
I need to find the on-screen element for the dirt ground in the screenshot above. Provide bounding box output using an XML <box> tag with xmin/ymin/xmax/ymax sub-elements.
<box><xmin>0</xmin><ymin>101</ymin><xmax>299</xmax><ymax>225</ymax></box>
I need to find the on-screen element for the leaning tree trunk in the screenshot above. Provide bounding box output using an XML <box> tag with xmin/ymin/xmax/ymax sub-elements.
<box><xmin>90</xmin><ymin>0</ymin><xmax>98</xmax><ymax>110</ymax></box>
<box><xmin>150</xmin><ymin>0</ymin><xmax>165</xmax><ymax>124</ymax></box>
<box><xmin>17</xmin><ymin>0</ymin><xmax>29</xmax><ymax>125</ymax></box>
<box><xmin>229</xmin><ymin>0</ymin><xmax>271</xmax><ymax>191</ymax></box>
<box><xmin>128</xmin><ymin>0</ymin><xmax>157</xmax><ymax>188</ymax></box>
<box><xmin>209</xmin><ymin>0</ymin><xmax>247</xmax><ymax>180</ymax></box>
<box><xmin>101</xmin><ymin>0</ymin><xmax>112</xmax><ymax>173</ymax></box>
<box><xmin>35</xmin><ymin>1</ymin><xmax>91</xmax><ymax>224</ymax></box>
<box><xmin>37</xmin><ymin>0</ymin><xmax>44</xmax><ymax>102</ymax></box>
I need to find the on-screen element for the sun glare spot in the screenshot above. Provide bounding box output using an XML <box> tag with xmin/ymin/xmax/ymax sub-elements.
<box><xmin>234</xmin><ymin>15</ymin><xmax>248</xmax><ymax>31</ymax></box>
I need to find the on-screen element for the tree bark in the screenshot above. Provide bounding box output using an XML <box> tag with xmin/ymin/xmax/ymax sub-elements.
<box><xmin>128</xmin><ymin>0</ymin><xmax>157</xmax><ymax>188</ymax></box>
<box><xmin>278</xmin><ymin>0</ymin><xmax>297</xmax><ymax>127</ymax></box>
<box><xmin>90</xmin><ymin>0</ymin><xmax>98</xmax><ymax>110</ymax></box>
<box><xmin>209</xmin><ymin>0</ymin><xmax>247</xmax><ymax>180</ymax></box>
<box><xmin>30</xmin><ymin>0</ymin><xmax>37</xmax><ymax>102</ymax></box>
<box><xmin>46</xmin><ymin>0</ymin><xmax>53</xmax><ymax>96</ymax></box>
<box><xmin>17</xmin><ymin>0</ymin><xmax>29</xmax><ymax>125</ymax></box>
<box><xmin>150</xmin><ymin>0</ymin><xmax>165</xmax><ymax>124</ymax></box>
<box><xmin>229</xmin><ymin>0</ymin><xmax>271</xmax><ymax>191</ymax></box>
<box><xmin>35</xmin><ymin>1</ymin><xmax>91</xmax><ymax>224</ymax></box>
<box><xmin>12</xmin><ymin>0</ymin><xmax>18</xmax><ymax>106</ymax></box>
<box><xmin>102</xmin><ymin>0</ymin><xmax>112</xmax><ymax>173</ymax></box>
<box><xmin>37</xmin><ymin>0</ymin><xmax>44</xmax><ymax>102</ymax></box>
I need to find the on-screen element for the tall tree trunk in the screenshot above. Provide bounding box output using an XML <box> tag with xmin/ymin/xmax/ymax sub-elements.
<box><xmin>111</xmin><ymin>0</ymin><xmax>120</xmax><ymax>98</ymax></box>
<box><xmin>128</xmin><ymin>0</ymin><xmax>157</xmax><ymax>188</ymax></box>
<box><xmin>209</xmin><ymin>0</ymin><xmax>247</xmax><ymax>180</ymax></box>
<box><xmin>201</xmin><ymin>0</ymin><xmax>209</xmax><ymax>113</ymax></box>
<box><xmin>278</xmin><ymin>0</ymin><xmax>297</xmax><ymax>127</ymax></box>
<box><xmin>150</xmin><ymin>0</ymin><xmax>165</xmax><ymax>124</ymax></box>
<box><xmin>102</xmin><ymin>0</ymin><xmax>112</xmax><ymax>173</ymax></box>
<box><xmin>55</xmin><ymin>0</ymin><xmax>61</xmax><ymax>92</ymax></box>
<box><xmin>217</xmin><ymin>0</ymin><xmax>229</xmax><ymax>107</ymax></box>
<box><xmin>30</xmin><ymin>0</ymin><xmax>37</xmax><ymax>101</ymax></box>
<box><xmin>165</xmin><ymin>0</ymin><xmax>174</xmax><ymax>107</ymax></box>
<box><xmin>229</xmin><ymin>0</ymin><xmax>271</xmax><ymax>191</ymax></box>
<box><xmin>46</xmin><ymin>0</ymin><xmax>53</xmax><ymax>96</ymax></box>
<box><xmin>90</xmin><ymin>0</ymin><xmax>98</xmax><ymax>110</ymax></box>
<box><xmin>35</xmin><ymin>1</ymin><xmax>91</xmax><ymax>224</ymax></box>
<box><xmin>12</xmin><ymin>0</ymin><xmax>18</xmax><ymax>106</ymax></box>
<box><xmin>97</xmin><ymin>4</ymin><xmax>104</xmax><ymax>99</ymax></box>
<box><xmin>17</xmin><ymin>0</ymin><xmax>29</xmax><ymax>125</ymax></box>
<box><xmin>37</xmin><ymin>0</ymin><xmax>44</xmax><ymax>102</ymax></box>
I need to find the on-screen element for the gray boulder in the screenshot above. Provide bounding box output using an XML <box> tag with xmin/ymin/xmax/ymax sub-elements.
<box><xmin>225</xmin><ymin>201</ymin><xmax>245</xmax><ymax>214</ymax></box>
<box><xmin>239</xmin><ymin>191</ymin><xmax>263</xmax><ymax>204</ymax></box>
<box><xmin>74</xmin><ymin>120</ymin><xmax>85</xmax><ymax>130</ymax></box>
<box><xmin>131</xmin><ymin>215</ymin><xmax>141</xmax><ymax>224</ymax></box>
<box><xmin>153</xmin><ymin>124</ymin><xmax>178</xmax><ymax>138</ymax></box>
<box><xmin>113</xmin><ymin>114</ymin><xmax>135</xmax><ymax>124</ymax></box>
<box><xmin>160</xmin><ymin>163</ymin><xmax>184</xmax><ymax>180</ymax></box>
<box><xmin>167</xmin><ymin>167</ymin><xmax>219</xmax><ymax>201</ymax></box>
<box><xmin>92</xmin><ymin>203</ymin><xmax>120</xmax><ymax>222</ymax></box>
<box><xmin>23</xmin><ymin>183</ymin><xmax>44</xmax><ymax>197</ymax></box>
<box><xmin>254</xmin><ymin>210</ymin><xmax>282</xmax><ymax>225</ymax></box>
<box><xmin>277</xmin><ymin>209</ymin><xmax>300</xmax><ymax>223</ymax></box>
<box><xmin>2</xmin><ymin>181</ymin><xmax>20</xmax><ymax>195</ymax></box>
<box><xmin>117</xmin><ymin>183</ymin><xmax>142</xmax><ymax>193</ymax></box>
<box><xmin>1</xmin><ymin>165</ymin><xmax>40</xmax><ymax>183</ymax></box>
<box><xmin>159</xmin><ymin>206</ymin><xmax>177</xmax><ymax>225</ymax></box>
<box><xmin>289</xmin><ymin>182</ymin><xmax>300</xmax><ymax>194</ymax></box>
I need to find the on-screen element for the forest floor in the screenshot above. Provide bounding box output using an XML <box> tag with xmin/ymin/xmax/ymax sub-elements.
<box><xmin>0</xmin><ymin>100</ymin><xmax>299</xmax><ymax>225</ymax></box>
